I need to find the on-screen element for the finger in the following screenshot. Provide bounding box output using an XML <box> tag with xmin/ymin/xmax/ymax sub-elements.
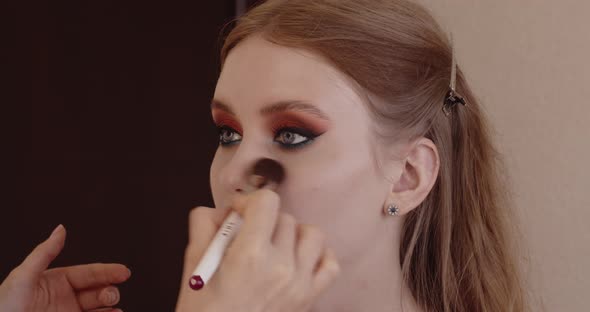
<box><xmin>88</xmin><ymin>308</ymin><xmax>123</xmax><ymax>312</ymax></box>
<box><xmin>232</xmin><ymin>189</ymin><xmax>280</xmax><ymax>248</ymax></box>
<box><xmin>311</xmin><ymin>248</ymin><xmax>340</xmax><ymax>295</ymax></box>
<box><xmin>18</xmin><ymin>224</ymin><xmax>66</xmax><ymax>278</ymax></box>
<box><xmin>272</xmin><ymin>213</ymin><xmax>296</xmax><ymax>258</ymax></box>
<box><xmin>296</xmin><ymin>224</ymin><xmax>326</xmax><ymax>273</ymax></box>
<box><xmin>77</xmin><ymin>286</ymin><xmax>120</xmax><ymax>310</ymax></box>
<box><xmin>54</xmin><ymin>263</ymin><xmax>131</xmax><ymax>289</ymax></box>
<box><xmin>184</xmin><ymin>206</ymin><xmax>230</xmax><ymax>270</ymax></box>
<box><xmin>187</xmin><ymin>206</ymin><xmax>229</xmax><ymax>247</ymax></box>
<box><xmin>181</xmin><ymin>206</ymin><xmax>233</xmax><ymax>291</ymax></box>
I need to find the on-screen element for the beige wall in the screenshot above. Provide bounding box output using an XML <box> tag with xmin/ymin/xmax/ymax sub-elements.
<box><xmin>416</xmin><ymin>0</ymin><xmax>590</xmax><ymax>310</ymax></box>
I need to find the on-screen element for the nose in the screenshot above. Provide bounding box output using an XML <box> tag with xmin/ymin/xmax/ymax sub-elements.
<box><xmin>219</xmin><ymin>156</ymin><xmax>285</xmax><ymax>194</ymax></box>
<box><xmin>216</xmin><ymin>135</ymin><xmax>273</xmax><ymax>191</ymax></box>
<box><xmin>218</xmin><ymin>159</ymin><xmax>254</xmax><ymax>194</ymax></box>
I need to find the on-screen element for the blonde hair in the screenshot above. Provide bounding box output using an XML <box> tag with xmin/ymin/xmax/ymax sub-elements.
<box><xmin>219</xmin><ymin>0</ymin><xmax>526</xmax><ymax>311</ymax></box>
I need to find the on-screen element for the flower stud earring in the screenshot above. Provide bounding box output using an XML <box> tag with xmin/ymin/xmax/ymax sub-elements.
<box><xmin>385</xmin><ymin>204</ymin><xmax>400</xmax><ymax>216</ymax></box>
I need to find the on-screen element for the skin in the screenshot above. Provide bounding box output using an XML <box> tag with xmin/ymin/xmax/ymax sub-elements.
<box><xmin>0</xmin><ymin>225</ymin><xmax>130</xmax><ymax>312</ymax></box>
<box><xmin>208</xmin><ymin>35</ymin><xmax>440</xmax><ymax>312</ymax></box>
<box><xmin>0</xmin><ymin>34</ymin><xmax>439</xmax><ymax>312</ymax></box>
<box><xmin>176</xmin><ymin>191</ymin><xmax>341</xmax><ymax>312</ymax></box>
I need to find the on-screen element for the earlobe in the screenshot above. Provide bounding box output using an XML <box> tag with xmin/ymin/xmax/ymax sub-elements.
<box><xmin>386</xmin><ymin>138</ymin><xmax>440</xmax><ymax>215</ymax></box>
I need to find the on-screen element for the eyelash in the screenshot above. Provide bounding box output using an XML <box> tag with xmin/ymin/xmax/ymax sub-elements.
<box><xmin>216</xmin><ymin>125</ymin><xmax>319</xmax><ymax>150</ymax></box>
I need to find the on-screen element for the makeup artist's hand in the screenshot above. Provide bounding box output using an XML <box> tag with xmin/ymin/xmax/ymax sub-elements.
<box><xmin>176</xmin><ymin>189</ymin><xmax>341</xmax><ymax>312</ymax></box>
<box><xmin>0</xmin><ymin>225</ymin><xmax>130</xmax><ymax>312</ymax></box>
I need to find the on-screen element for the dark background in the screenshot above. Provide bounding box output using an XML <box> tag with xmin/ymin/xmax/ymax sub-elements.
<box><xmin>2</xmin><ymin>0</ymin><xmax>259</xmax><ymax>310</ymax></box>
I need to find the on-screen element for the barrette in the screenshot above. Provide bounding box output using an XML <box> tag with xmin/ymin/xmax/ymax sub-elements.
<box><xmin>443</xmin><ymin>34</ymin><xmax>466</xmax><ymax>117</ymax></box>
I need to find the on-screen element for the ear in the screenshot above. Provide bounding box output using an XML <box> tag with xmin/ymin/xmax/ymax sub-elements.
<box><xmin>387</xmin><ymin>137</ymin><xmax>440</xmax><ymax>215</ymax></box>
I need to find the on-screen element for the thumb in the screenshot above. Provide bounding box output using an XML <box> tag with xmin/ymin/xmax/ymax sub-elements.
<box><xmin>178</xmin><ymin>207</ymin><xmax>225</xmax><ymax>309</ymax></box>
<box><xmin>182</xmin><ymin>207</ymin><xmax>230</xmax><ymax>281</ymax></box>
<box><xmin>18</xmin><ymin>224</ymin><xmax>66</xmax><ymax>279</ymax></box>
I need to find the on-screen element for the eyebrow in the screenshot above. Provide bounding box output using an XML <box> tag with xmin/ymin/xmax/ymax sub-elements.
<box><xmin>211</xmin><ymin>99</ymin><xmax>330</xmax><ymax>121</ymax></box>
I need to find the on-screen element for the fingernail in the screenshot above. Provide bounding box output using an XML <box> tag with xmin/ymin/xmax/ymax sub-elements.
<box><xmin>126</xmin><ymin>267</ymin><xmax>132</xmax><ymax>277</ymax></box>
<box><xmin>102</xmin><ymin>287</ymin><xmax>119</xmax><ymax>305</ymax></box>
<box><xmin>51</xmin><ymin>224</ymin><xmax>64</xmax><ymax>236</ymax></box>
<box><xmin>249</xmin><ymin>174</ymin><xmax>266</xmax><ymax>189</ymax></box>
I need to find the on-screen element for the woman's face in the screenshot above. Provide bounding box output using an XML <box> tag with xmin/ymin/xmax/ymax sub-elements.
<box><xmin>209</xmin><ymin>35</ymin><xmax>402</xmax><ymax>264</ymax></box>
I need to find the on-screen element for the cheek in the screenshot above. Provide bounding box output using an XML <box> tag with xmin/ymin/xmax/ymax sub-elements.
<box><xmin>209</xmin><ymin>148</ymin><xmax>228</xmax><ymax>208</ymax></box>
<box><xmin>278</xmin><ymin>144</ymin><xmax>389</xmax><ymax>260</ymax></box>
<box><xmin>209</xmin><ymin>130</ymin><xmax>391</xmax><ymax>263</ymax></box>
<box><xmin>279</xmin><ymin>128</ymin><xmax>384</xmax><ymax>214</ymax></box>
<box><xmin>281</xmin><ymin>157</ymin><xmax>384</xmax><ymax>222</ymax></box>
<box><xmin>281</xmin><ymin>155</ymin><xmax>387</xmax><ymax>264</ymax></box>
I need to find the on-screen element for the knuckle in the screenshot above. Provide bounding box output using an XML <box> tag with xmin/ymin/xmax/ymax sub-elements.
<box><xmin>280</xmin><ymin>213</ymin><xmax>296</xmax><ymax>226</ymax></box>
<box><xmin>294</xmin><ymin>289</ymin><xmax>311</xmax><ymax>307</ymax></box>
<box><xmin>189</xmin><ymin>206</ymin><xmax>209</xmax><ymax>220</ymax></box>
<box><xmin>188</xmin><ymin>206</ymin><xmax>212</xmax><ymax>226</ymax></box>
<box><xmin>254</xmin><ymin>189</ymin><xmax>280</xmax><ymax>210</ymax></box>
<box><xmin>321</xmin><ymin>253</ymin><xmax>341</xmax><ymax>279</ymax></box>
<box><xmin>270</xmin><ymin>263</ymin><xmax>294</xmax><ymax>284</ymax></box>
<box><xmin>299</xmin><ymin>224</ymin><xmax>325</xmax><ymax>243</ymax></box>
<box><xmin>287</xmin><ymin>280</ymin><xmax>312</xmax><ymax>306</ymax></box>
<box><xmin>241</xmin><ymin>249</ymin><xmax>264</xmax><ymax>267</ymax></box>
<box><xmin>326</xmin><ymin>259</ymin><xmax>341</xmax><ymax>276</ymax></box>
<box><xmin>8</xmin><ymin>266</ymin><xmax>24</xmax><ymax>280</ymax></box>
<box><xmin>90</xmin><ymin>264</ymin><xmax>106</xmax><ymax>282</ymax></box>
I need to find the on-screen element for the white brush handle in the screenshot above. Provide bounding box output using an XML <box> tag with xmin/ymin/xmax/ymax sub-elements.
<box><xmin>189</xmin><ymin>211</ymin><xmax>243</xmax><ymax>290</ymax></box>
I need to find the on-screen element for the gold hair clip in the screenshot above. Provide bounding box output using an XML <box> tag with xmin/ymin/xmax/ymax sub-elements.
<box><xmin>443</xmin><ymin>34</ymin><xmax>466</xmax><ymax>117</ymax></box>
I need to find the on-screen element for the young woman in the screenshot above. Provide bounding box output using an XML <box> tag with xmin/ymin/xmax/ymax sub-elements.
<box><xmin>1</xmin><ymin>1</ymin><xmax>526</xmax><ymax>311</ymax></box>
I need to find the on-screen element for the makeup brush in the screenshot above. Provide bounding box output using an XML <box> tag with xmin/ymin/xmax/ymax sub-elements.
<box><xmin>189</xmin><ymin>158</ymin><xmax>285</xmax><ymax>290</ymax></box>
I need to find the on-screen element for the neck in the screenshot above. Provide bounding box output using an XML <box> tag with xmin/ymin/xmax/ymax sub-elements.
<box><xmin>310</xmin><ymin>220</ymin><xmax>421</xmax><ymax>312</ymax></box>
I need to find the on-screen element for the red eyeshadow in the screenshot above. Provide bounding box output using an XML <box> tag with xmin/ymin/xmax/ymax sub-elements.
<box><xmin>212</xmin><ymin>110</ymin><xmax>243</xmax><ymax>134</ymax></box>
<box><xmin>269</xmin><ymin>112</ymin><xmax>330</xmax><ymax>135</ymax></box>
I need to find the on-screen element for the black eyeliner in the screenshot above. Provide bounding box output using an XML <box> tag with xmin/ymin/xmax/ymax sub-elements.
<box><xmin>274</xmin><ymin>127</ymin><xmax>320</xmax><ymax>150</ymax></box>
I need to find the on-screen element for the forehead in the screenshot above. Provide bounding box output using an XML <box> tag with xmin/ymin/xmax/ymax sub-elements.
<box><xmin>214</xmin><ymin>35</ymin><xmax>367</xmax><ymax>117</ymax></box>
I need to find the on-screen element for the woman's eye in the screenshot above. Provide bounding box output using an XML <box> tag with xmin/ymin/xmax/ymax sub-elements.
<box><xmin>217</xmin><ymin>126</ymin><xmax>242</xmax><ymax>145</ymax></box>
<box><xmin>274</xmin><ymin>128</ymin><xmax>316</xmax><ymax>149</ymax></box>
<box><xmin>216</xmin><ymin>125</ymin><xmax>318</xmax><ymax>149</ymax></box>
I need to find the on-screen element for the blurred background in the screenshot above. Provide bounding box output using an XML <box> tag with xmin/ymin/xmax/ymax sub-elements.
<box><xmin>417</xmin><ymin>1</ymin><xmax>590</xmax><ymax>311</ymax></box>
<box><xmin>3</xmin><ymin>0</ymin><xmax>258</xmax><ymax>310</ymax></box>
<box><xmin>3</xmin><ymin>0</ymin><xmax>589</xmax><ymax>311</ymax></box>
